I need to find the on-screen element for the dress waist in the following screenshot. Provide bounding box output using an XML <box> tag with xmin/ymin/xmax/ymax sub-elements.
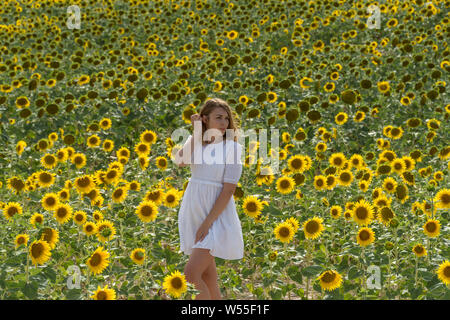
<box><xmin>189</xmin><ymin>177</ymin><xmax>223</xmax><ymax>188</ymax></box>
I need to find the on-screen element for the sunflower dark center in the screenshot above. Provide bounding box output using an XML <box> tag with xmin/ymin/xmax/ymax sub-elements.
<box><xmin>97</xmin><ymin>291</ymin><xmax>107</xmax><ymax>300</ymax></box>
<box><xmin>40</xmin><ymin>173</ymin><xmax>52</xmax><ymax>183</ymax></box>
<box><xmin>246</xmin><ymin>202</ymin><xmax>257</xmax><ymax>212</ymax></box>
<box><xmin>279</xmin><ymin>226</ymin><xmax>290</xmax><ymax>237</ymax></box>
<box><xmin>280</xmin><ymin>179</ymin><xmax>290</xmax><ymax>189</ymax></box>
<box><xmin>31</xmin><ymin>243</ymin><xmax>44</xmax><ymax>258</ymax></box>
<box><xmin>306</xmin><ymin>221</ymin><xmax>319</xmax><ymax>234</ymax></box>
<box><xmin>77</xmin><ymin>177</ymin><xmax>90</xmax><ymax>187</ymax></box>
<box><xmin>7</xmin><ymin>207</ymin><xmax>18</xmax><ymax>217</ymax></box>
<box><xmin>444</xmin><ymin>266</ymin><xmax>450</xmax><ymax>278</ymax></box>
<box><xmin>171</xmin><ymin>277</ymin><xmax>183</xmax><ymax>289</ymax></box>
<box><xmin>426</xmin><ymin>222</ymin><xmax>437</xmax><ymax>232</ymax></box>
<box><xmin>359</xmin><ymin>230</ymin><xmax>370</xmax><ymax>241</ymax></box>
<box><xmin>322</xmin><ymin>271</ymin><xmax>336</xmax><ymax>283</ymax></box>
<box><xmin>356</xmin><ymin>207</ymin><xmax>368</xmax><ymax>220</ymax></box>
<box><xmin>90</xmin><ymin>253</ymin><xmax>101</xmax><ymax>267</ymax></box>
<box><xmin>141</xmin><ymin>206</ymin><xmax>153</xmax><ymax>216</ymax></box>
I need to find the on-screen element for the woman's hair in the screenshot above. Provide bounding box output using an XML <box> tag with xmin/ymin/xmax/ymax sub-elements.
<box><xmin>198</xmin><ymin>98</ymin><xmax>240</xmax><ymax>144</ymax></box>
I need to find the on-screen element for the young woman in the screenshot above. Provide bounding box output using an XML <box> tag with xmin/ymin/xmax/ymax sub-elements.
<box><xmin>174</xmin><ymin>98</ymin><xmax>244</xmax><ymax>300</ymax></box>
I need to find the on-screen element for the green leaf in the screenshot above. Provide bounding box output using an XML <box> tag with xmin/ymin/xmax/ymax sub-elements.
<box><xmin>287</xmin><ymin>266</ymin><xmax>303</xmax><ymax>283</ymax></box>
<box><xmin>269</xmin><ymin>288</ymin><xmax>282</xmax><ymax>300</ymax></box>
<box><xmin>301</xmin><ymin>265</ymin><xmax>322</xmax><ymax>277</ymax></box>
<box><xmin>65</xmin><ymin>288</ymin><xmax>82</xmax><ymax>300</ymax></box>
<box><xmin>348</xmin><ymin>266</ymin><xmax>363</xmax><ymax>280</ymax></box>
<box><xmin>23</xmin><ymin>281</ymin><xmax>39</xmax><ymax>299</ymax></box>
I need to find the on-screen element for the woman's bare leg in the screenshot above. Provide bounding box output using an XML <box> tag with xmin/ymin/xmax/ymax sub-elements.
<box><xmin>184</xmin><ymin>248</ymin><xmax>214</xmax><ymax>300</ymax></box>
<box><xmin>201</xmin><ymin>258</ymin><xmax>222</xmax><ymax>300</ymax></box>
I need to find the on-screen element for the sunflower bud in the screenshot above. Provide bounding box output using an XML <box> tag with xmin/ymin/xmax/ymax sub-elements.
<box><xmin>389</xmin><ymin>218</ymin><xmax>399</xmax><ymax>228</ymax></box>
<box><xmin>384</xmin><ymin>241</ymin><xmax>394</xmax><ymax>251</ymax></box>
<box><xmin>268</xmin><ymin>251</ymin><xmax>278</xmax><ymax>261</ymax></box>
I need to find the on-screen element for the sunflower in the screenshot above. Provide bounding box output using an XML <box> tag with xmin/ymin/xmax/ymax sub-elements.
<box><xmin>337</xmin><ymin>169</ymin><xmax>353</xmax><ymax>187</ymax></box>
<box><xmin>287</xmin><ymin>155</ymin><xmax>306</xmax><ymax>173</ymax></box>
<box><xmin>423</xmin><ymin>219</ymin><xmax>440</xmax><ymax>238</ymax></box>
<box><xmin>313</xmin><ymin>175</ymin><xmax>327</xmax><ymax>191</ymax></box>
<box><xmin>15</xmin><ymin>96</ymin><xmax>30</xmax><ymax>109</ymax></box>
<box><xmin>83</xmin><ymin>221</ymin><xmax>97</xmax><ymax>236</ymax></box>
<box><xmin>317</xmin><ymin>270</ymin><xmax>343</xmax><ymax>291</ymax></box>
<box><xmin>58</xmin><ymin>188</ymin><xmax>70</xmax><ymax>202</ymax></box>
<box><xmin>144</xmin><ymin>188</ymin><xmax>165</xmax><ymax>205</ymax></box>
<box><xmin>116</xmin><ymin>147</ymin><xmax>130</xmax><ymax>160</ymax></box>
<box><xmin>349</xmin><ymin>154</ymin><xmax>365</xmax><ymax>171</ymax></box>
<box><xmin>412</xmin><ymin>244</ymin><xmax>427</xmax><ymax>258</ymax></box>
<box><xmin>71</xmin><ymin>153</ymin><xmax>87</xmax><ymax>169</ymax></box>
<box><xmin>29</xmin><ymin>240</ymin><xmax>51</xmax><ymax>266</ymax></box>
<box><xmin>155</xmin><ymin>156</ymin><xmax>168</xmax><ymax>170</ymax></box>
<box><xmin>134</xmin><ymin>142</ymin><xmax>151</xmax><ymax>157</ymax></box>
<box><xmin>102</xmin><ymin>139</ymin><xmax>115</xmax><ymax>152</ymax></box>
<box><xmin>73</xmin><ymin>211</ymin><xmax>87</xmax><ymax>225</ymax></box>
<box><xmin>285</xmin><ymin>217</ymin><xmax>300</xmax><ymax>233</ymax></box>
<box><xmin>87</xmin><ymin>246</ymin><xmax>110</xmax><ymax>275</ymax></box>
<box><xmin>104</xmin><ymin>168</ymin><xmax>121</xmax><ymax>185</ymax></box>
<box><xmin>92</xmin><ymin>210</ymin><xmax>104</xmax><ymax>222</ymax></box>
<box><xmin>40</xmin><ymin>153</ymin><xmax>58</xmax><ymax>169</ymax></box>
<box><xmin>2</xmin><ymin>202</ymin><xmax>23</xmax><ymax>220</ymax></box>
<box><xmin>40</xmin><ymin>227</ymin><xmax>59</xmax><ymax>249</ymax></box>
<box><xmin>15</xmin><ymin>234</ymin><xmax>30</xmax><ymax>248</ymax></box>
<box><xmin>53</xmin><ymin>203</ymin><xmax>73</xmax><ymax>224</ymax></box>
<box><xmin>377</xmin><ymin>81</ymin><xmax>390</xmax><ymax>94</ymax></box>
<box><xmin>391</xmin><ymin>158</ymin><xmax>406</xmax><ymax>175</ymax></box>
<box><xmin>86</xmin><ymin>134</ymin><xmax>101</xmax><ymax>148</ymax></box>
<box><xmin>382</xmin><ymin>177</ymin><xmax>397</xmax><ymax>193</ymax></box>
<box><xmin>140</xmin><ymin>130</ymin><xmax>157</xmax><ymax>145</ymax></box>
<box><xmin>436</xmin><ymin>260</ymin><xmax>450</xmax><ymax>286</ymax></box>
<box><xmin>30</xmin><ymin>212</ymin><xmax>44</xmax><ymax>227</ymax></box>
<box><xmin>91</xmin><ymin>285</ymin><xmax>116</xmax><ymax>300</ymax></box>
<box><xmin>74</xmin><ymin>175</ymin><xmax>96</xmax><ymax>194</ymax></box>
<box><xmin>356</xmin><ymin>227</ymin><xmax>375</xmax><ymax>247</ymax></box>
<box><xmin>352</xmin><ymin>199</ymin><xmax>374</xmax><ymax>226</ymax></box>
<box><xmin>242</xmin><ymin>196</ymin><xmax>263</xmax><ymax>218</ymax></box>
<box><xmin>130</xmin><ymin>248</ymin><xmax>146</xmax><ymax>265</ymax></box>
<box><xmin>434</xmin><ymin>188</ymin><xmax>450</xmax><ymax>209</ymax></box>
<box><xmin>78</xmin><ymin>75</ymin><xmax>90</xmax><ymax>86</ymax></box>
<box><xmin>99</xmin><ymin>118</ymin><xmax>112</xmax><ymax>130</ymax></box>
<box><xmin>276</xmin><ymin>176</ymin><xmax>295</xmax><ymax>194</ymax></box>
<box><xmin>329</xmin><ymin>153</ymin><xmax>347</xmax><ymax>169</ymax></box>
<box><xmin>163</xmin><ymin>188</ymin><xmax>181</xmax><ymax>208</ymax></box>
<box><xmin>96</xmin><ymin>220</ymin><xmax>116</xmax><ymax>242</ymax></box>
<box><xmin>111</xmin><ymin>186</ymin><xmax>128</xmax><ymax>203</ymax></box>
<box><xmin>330</xmin><ymin>205</ymin><xmax>342</xmax><ymax>219</ymax></box>
<box><xmin>274</xmin><ymin>221</ymin><xmax>295</xmax><ymax>243</ymax></box>
<box><xmin>303</xmin><ymin>217</ymin><xmax>324</xmax><ymax>240</ymax></box>
<box><xmin>378</xmin><ymin>206</ymin><xmax>395</xmax><ymax>226</ymax></box>
<box><xmin>136</xmin><ymin>201</ymin><xmax>158</xmax><ymax>223</ymax></box>
<box><xmin>163</xmin><ymin>270</ymin><xmax>188</xmax><ymax>299</ymax></box>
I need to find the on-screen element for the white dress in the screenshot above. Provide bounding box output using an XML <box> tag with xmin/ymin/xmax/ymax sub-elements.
<box><xmin>178</xmin><ymin>134</ymin><xmax>244</xmax><ymax>260</ymax></box>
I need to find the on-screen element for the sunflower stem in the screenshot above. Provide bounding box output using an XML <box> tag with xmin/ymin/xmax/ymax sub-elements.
<box><xmin>25</xmin><ymin>247</ymin><xmax>30</xmax><ymax>285</ymax></box>
<box><xmin>414</xmin><ymin>256</ymin><xmax>418</xmax><ymax>287</ymax></box>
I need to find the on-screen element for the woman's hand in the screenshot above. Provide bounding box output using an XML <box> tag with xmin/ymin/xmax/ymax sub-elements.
<box><xmin>190</xmin><ymin>113</ymin><xmax>202</xmax><ymax>127</ymax></box>
<box><xmin>195</xmin><ymin>219</ymin><xmax>213</xmax><ymax>244</ymax></box>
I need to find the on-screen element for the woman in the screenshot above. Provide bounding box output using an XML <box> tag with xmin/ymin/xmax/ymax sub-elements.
<box><xmin>174</xmin><ymin>98</ymin><xmax>244</xmax><ymax>300</ymax></box>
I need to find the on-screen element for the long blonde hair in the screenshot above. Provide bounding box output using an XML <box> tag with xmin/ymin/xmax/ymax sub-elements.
<box><xmin>198</xmin><ymin>98</ymin><xmax>240</xmax><ymax>145</ymax></box>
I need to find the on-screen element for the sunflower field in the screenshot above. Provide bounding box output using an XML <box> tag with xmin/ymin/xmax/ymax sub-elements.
<box><xmin>0</xmin><ymin>0</ymin><xmax>449</xmax><ymax>300</ymax></box>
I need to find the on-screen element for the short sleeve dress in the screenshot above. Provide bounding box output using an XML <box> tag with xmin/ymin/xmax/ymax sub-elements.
<box><xmin>178</xmin><ymin>134</ymin><xmax>244</xmax><ymax>260</ymax></box>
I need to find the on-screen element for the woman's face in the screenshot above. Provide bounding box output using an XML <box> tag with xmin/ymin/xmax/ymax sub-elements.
<box><xmin>203</xmin><ymin>107</ymin><xmax>229</xmax><ymax>135</ymax></box>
